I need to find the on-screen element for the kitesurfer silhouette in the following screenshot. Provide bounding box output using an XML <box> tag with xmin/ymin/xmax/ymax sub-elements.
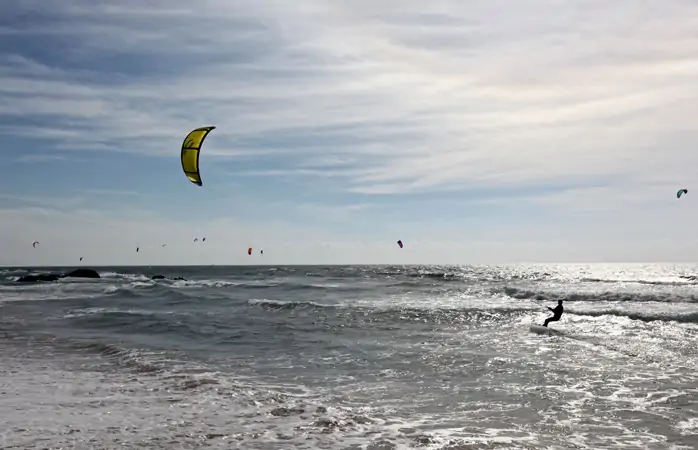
<box><xmin>543</xmin><ymin>300</ymin><xmax>563</xmax><ymax>327</ymax></box>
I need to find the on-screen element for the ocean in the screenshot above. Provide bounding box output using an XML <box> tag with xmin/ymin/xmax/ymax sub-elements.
<box><xmin>1</xmin><ymin>263</ymin><xmax>697</xmax><ymax>449</ymax></box>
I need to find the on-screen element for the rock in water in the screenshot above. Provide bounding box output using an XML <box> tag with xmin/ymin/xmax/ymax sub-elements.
<box><xmin>16</xmin><ymin>274</ymin><xmax>62</xmax><ymax>283</ymax></box>
<box><xmin>151</xmin><ymin>275</ymin><xmax>186</xmax><ymax>281</ymax></box>
<box><xmin>64</xmin><ymin>268</ymin><xmax>100</xmax><ymax>278</ymax></box>
<box><xmin>16</xmin><ymin>268</ymin><xmax>100</xmax><ymax>283</ymax></box>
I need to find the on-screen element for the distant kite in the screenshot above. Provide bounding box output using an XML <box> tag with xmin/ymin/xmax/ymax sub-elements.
<box><xmin>677</xmin><ymin>188</ymin><xmax>688</xmax><ymax>199</ymax></box>
<box><xmin>248</xmin><ymin>247</ymin><xmax>252</xmax><ymax>255</ymax></box>
<box><xmin>32</xmin><ymin>240</ymin><xmax>40</xmax><ymax>248</ymax></box>
<box><xmin>397</xmin><ymin>240</ymin><xmax>403</xmax><ymax>248</ymax></box>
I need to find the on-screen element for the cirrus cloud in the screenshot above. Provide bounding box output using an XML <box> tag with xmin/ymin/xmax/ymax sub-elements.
<box><xmin>2</xmin><ymin>0</ymin><xmax>698</xmax><ymax>264</ymax></box>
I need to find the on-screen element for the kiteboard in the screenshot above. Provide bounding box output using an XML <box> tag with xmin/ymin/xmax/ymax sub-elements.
<box><xmin>529</xmin><ymin>325</ymin><xmax>561</xmax><ymax>335</ymax></box>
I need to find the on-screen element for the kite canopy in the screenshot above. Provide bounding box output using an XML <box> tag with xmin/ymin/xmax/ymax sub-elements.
<box><xmin>32</xmin><ymin>240</ymin><xmax>39</xmax><ymax>248</ymax></box>
<box><xmin>677</xmin><ymin>188</ymin><xmax>688</xmax><ymax>199</ymax></box>
<box><xmin>397</xmin><ymin>240</ymin><xmax>403</xmax><ymax>248</ymax></box>
<box><xmin>181</xmin><ymin>126</ymin><xmax>216</xmax><ymax>186</ymax></box>
<box><xmin>248</xmin><ymin>247</ymin><xmax>252</xmax><ymax>255</ymax></box>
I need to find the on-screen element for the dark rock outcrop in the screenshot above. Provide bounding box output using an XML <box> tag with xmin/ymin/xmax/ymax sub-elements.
<box><xmin>64</xmin><ymin>268</ymin><xmax>100</xmax><ymax>278</ymax></box>
<box><xmin>16</xmin><ymin>268</ymin><xmax>101</xmax><ymax>283</ymax></box>
<box><xmin>151</xmin><ymin>275</ymin><xmax>186</xmax><ymax>281</ymax></box>
<box><xmin>16</xmin><ymin>274</ymin><xmax>62</xmax><ymax>283</ymax></box>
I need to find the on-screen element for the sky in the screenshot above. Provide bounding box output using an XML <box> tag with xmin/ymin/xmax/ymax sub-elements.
<box><xmin>2</xmin><ymin>0</ymin><xmax>698</xmax><ymax>266</ymax></box>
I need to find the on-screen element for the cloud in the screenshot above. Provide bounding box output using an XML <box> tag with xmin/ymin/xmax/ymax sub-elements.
<box><xmin>15</xmin><ymin>154</ymin><xmax>65</xmax><ymax>163</ymax></box>
<box><xmin>2</xmin><ymin>1</ymin><xmax>698</xmax><ymax>263</ymax></box>
<box><xmin>0</xmin><ymin>204</ymin><xmax>403</xmax><ymax>266</ymax></box>
<box><xmin>4</xmin><ymin>197</ymin><xmax>698</xmax><ymax>266</ymax></box>
<box><xmin>84</xmin><ymin>189</ymin><xmax>148</xmax><ymax>197</ymax></box>
<box><xmin>2</xmin><ymin>0</ymin><xmax>698</xmax><ymax>191</ymax></box>
<box><xmin>0</xmin><ymin>193</ymin><xmax>85</xmax><ymax>209</ymax></box>
<box><xmin>293</xmin><ymin>202</ymin><xmax>371</xmax><ymax>222</ymax></box>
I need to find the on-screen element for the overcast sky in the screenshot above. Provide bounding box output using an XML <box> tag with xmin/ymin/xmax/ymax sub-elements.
<box><xmin>2</xmin><ymin>0</ymin><xmax>698</xmax><ymax>266</ymax></box>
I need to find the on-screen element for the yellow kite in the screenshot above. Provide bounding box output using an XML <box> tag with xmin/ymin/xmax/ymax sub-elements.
<box><xmin>180</xmin><ymin>126</ymin><xmax>216</xmax><ymax>186</ymax></box>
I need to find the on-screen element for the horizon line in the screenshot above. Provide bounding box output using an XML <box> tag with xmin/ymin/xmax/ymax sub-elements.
<box><xmin>2</xmin><ymin>261</ymin><xmax>697</xmax><ymax>269</ymax></box>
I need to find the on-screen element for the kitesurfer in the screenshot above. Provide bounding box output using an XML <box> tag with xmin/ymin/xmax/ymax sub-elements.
<box><xmin>543</xmin><ymin>300</ymin><xmax>563</xmax><ymax>327</ymax></box>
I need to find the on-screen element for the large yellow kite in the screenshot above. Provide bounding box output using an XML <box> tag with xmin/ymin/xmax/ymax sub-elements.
<box><xmin>180</xmin><ymin>126</ymin><xmax>216</xmax><ymax>186</ymax></box>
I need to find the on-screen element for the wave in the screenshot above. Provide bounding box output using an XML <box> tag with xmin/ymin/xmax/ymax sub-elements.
<box><xmin>61</xmin><ymin>308</ymin><xmax>244</xmax><ymax>350</ymax></box>
<box><xmin>248</xmin><ymin>298</ymin><xmax>336</xmax><ymax>310</ymax></box>
<box><xmin>236</xmin><ymin>281</ymin><xmax>364</xmax><ymax>291</ymax></box>
<box><xmin>247</xmin><ymin>298</ymin><xmax>536</xmax><ymax>324</ymax></box>
<box><xmin>8</xmin><ymin>264</ymin><xmax>697</xmax><ymax>292</ymax></box>
<box><xmin>571</xmin><ymin>309</ymin><xmax>698</xmax><ymax>325</ymax></box>
<box><xmin>169</xmin><ymin>279</ymin><xmax>240</xmax><ymax>288</ymax></box>
<box><xmin>504</xmin><ymin>287</ymin><xmax>698</xmax><ymax>303</ymax></box>
<box><xmin>75</xmin><ymin>342</ymin><xmax>163</xmax><ymax>373</ymax></box>
<box><xmin>580</xmin><ymin>277</ymin><xmax>698</xmax><ymax>286</ymax></box>
<box><xmin>247</xmin><ymin>298</ymin><xmax>698</xmax><ymax>327</ymax></box>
